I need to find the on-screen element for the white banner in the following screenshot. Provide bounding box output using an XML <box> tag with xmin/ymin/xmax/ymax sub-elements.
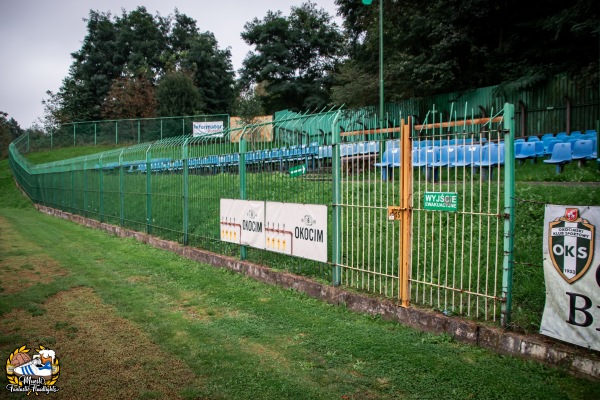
<box><xmin>265</xmin><ymin>202</ymin><xmax>328</xmax><ymax>263</ymax></box>
<box><xmin>193</xmin><ymin>121</ymin><xmax>224</xmax><ymax>137</ymax></box>
<box><xmin>540</xmin><ymin>205</ymin><xmax>599</xmax><ymax>351</ymax></box>
<box><xmin>219</xmin><ymin>199</ymin><xmax>265</xmax><ymax>249</ymax></box>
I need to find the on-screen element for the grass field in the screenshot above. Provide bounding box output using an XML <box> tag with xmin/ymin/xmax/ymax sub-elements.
<box><xmin>1</xmin><ymin>157</ymin><xmax>600</xmax><ymax>399</ymax></box>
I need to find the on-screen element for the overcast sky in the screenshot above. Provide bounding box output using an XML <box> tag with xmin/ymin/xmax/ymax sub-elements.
<box><xmin>0</xmin><ymin>0</ymin><xmax>342</xmax><ymax>128</ymax></box>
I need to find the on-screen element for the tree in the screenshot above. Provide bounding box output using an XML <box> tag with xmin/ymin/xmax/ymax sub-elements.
<box><xmin>0</xmin><ymin>111</ymin><xmax>22</xmax><ymax>159</ymax></box>
<box><xmin>66</xmin><ymin>10</ymin><xmax>121</xmax><ymax>121</ymax></box>
<box><xmin>53</xmin><ymin>8</ymin><xmax>235</xmax><ymax>123</ymax></box>
<box><xmin>114</xmin><ymin>6</ymin><xmax>168</xmax><ymax>80</ymax></box>
<box><xmin>239</xmin><ymin>1</ymin><xmax>344</xmax><ymax>114</ymax></box>
<box><xmin>156</xmin><ymin>71</ymin><xmax>203</xmax><ymax>117</ymax></box>
<box><xmin>232</xmin><ymin>89</ymin><xmax>265</xmax><ymax>126</ymax></box>
<box><xmin>181</xmin><ymin>32</ymin><xmax>235</xmax><ymax>114</ymax></box>
<box><xmin>40</xmin><ymin>90</ymin><xmax>68</xmax><ymax>134</ymax></box>
<box><xmin>0</xmin><ymin>112</ymin><xmax>12</xmax><ymax>159</ymax></box>
<box><xmin>231</xmin><ymin>89</ymin><xmax>266</xmax><ymax>148</ymax></box>
<box><xmin>332</xmin><ymin>0</ymin><xmax>599</xmax><ymax>106</ymax></box>
<box><xmin>102</xmin><ymin>75</ymin><xmax>157</xmax><ymax>119</ymax></box>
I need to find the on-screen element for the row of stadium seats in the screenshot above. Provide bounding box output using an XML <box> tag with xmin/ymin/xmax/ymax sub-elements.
<box><xmin>374</xmin><ymin>143</ymin><xmax>506</xmax><ymax>181</ymax></box>
<box><xmin>522</xmin><ymin>130</ymin><xmax>597</xmax><ymax>152</ymax></box>
<box><xmin>92</xmin><ymin>132</ymin><xmax>596</xmax><ymax>176</ymax></box>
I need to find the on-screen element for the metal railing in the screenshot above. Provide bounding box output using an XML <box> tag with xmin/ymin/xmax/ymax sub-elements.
<box><xmin>9</xmin><ymin>104</ymin><xmax>516</xmax><ymax>326</ymax></box>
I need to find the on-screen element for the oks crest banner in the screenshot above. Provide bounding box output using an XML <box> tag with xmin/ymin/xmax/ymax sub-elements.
<box><xmin>541</xmin><ymin>205</ymin><xmax>600</xmax><ymax>351</ymax></box>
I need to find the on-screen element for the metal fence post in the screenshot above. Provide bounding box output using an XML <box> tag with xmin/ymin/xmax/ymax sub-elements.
<box><xmin>399</xmin><ymin>117</ymin><xmax>413</xmax><ymax>307</ymax></box>
<box><xmin>115</xmin><ymin>122</ymin><xmax>118</xmax><ymax>145</ymax></box>
<box><xmin>99</xmin><ymin>154</ymin><xmax>104</xmax><ymax>223</ymax></box>
<box><xmin>146</xmin><ymin>145</ymin><xmax>152</xmax><ymax>234</ymax></box>
<box><xmin>83</xmin><ymin>158</ymin><xmax>88</xmax><ymax>217</ymax></box>
<box><xmin>119</xmin><ymin>149</ymin><xmax>125</xmax><ymax>226</ymax></box>
<box><xmin>331</xmin><ymin>111</ymin><xmax>342</xmax><ymax>286</ymax></box>
<box><xmin>71</xmin><ymin>162</ymin><xmax>75</xmax><ymax>213</ymax></box>
<box><xmin>502</xmin><ymin>103</ymin><xmax>516</xmax><ymax>327</ymax></box>
<box><xmin>239</xmin><ymin>127</ymin><xmax>248</xmax><ymax>260</ymax></box>
<box><xmin>182</xmin><ymin>137</ymin><xmax>189</xmax><ymax>245</ymax></box>
<box><xmin>73</xmin><ymin>124</ymin><xmax>76</xmax><ymax>147</ymax></box>
<box><xmin>60</xmin><ymin>165</ymin><xmax>64</xmax><ymax>211</ymax></box>
<box><xmin>94</xmin><ymin>123</ymin><xmax>97</xmax><ymax>146</ymax></box>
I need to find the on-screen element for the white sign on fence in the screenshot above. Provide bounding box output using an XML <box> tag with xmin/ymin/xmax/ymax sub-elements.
<box><xmin>193</xmin><ymin>121</ymin><xmax>224</xmax><ymax>137</ymax></box>
<box><xmin>219</xmin><ymin>200</ymin><xmax>328</xmax><ymax>262</ymax></box>
<box><xmin>265</xmin><ymin>202</ymin><xmax>327</xmax><ymax>263</ymax></box>
<box><xmin>540</xmin><ymin>205</ymin><xmax>599</xmax><ymax>351</ymax></box>
<box><xmin>219</xmin><ymin>199</ymin><xmax>265</xmax><ymax>249</ymax></box>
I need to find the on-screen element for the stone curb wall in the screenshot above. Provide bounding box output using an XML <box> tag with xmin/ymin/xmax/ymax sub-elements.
<box><xmin>35</xmin><ymin>204</ymin><xmax>600</xmax><ymax>379</ymax></box>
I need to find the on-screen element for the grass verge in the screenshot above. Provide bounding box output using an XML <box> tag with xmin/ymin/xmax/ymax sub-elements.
<box><xmin>0</xmin><ymin>204</ymin><xmax>599</xmax><ymax>398</ymax></box>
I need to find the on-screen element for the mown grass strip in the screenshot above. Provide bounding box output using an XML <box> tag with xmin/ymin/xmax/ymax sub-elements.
<box><xmin>0</xmin><ymin>207</ymin><xmax>599</xmax><ymax>399</ymax></box>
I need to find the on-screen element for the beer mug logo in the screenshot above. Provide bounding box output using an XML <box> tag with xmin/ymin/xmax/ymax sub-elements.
<box><xmin>301</xmin><ymin>214</ymin><xmax>316</xmax><ymax>226</ymax></box>
<box><xmin>5</xmin><ymin>345</ymin><xmax>60</xmax><ymax>394</ymax></box>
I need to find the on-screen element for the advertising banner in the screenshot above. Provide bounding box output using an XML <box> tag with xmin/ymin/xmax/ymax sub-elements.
<box><xmin>193</xmin><ymin>121</ymin><xmax>224</xmax><ymax>137</ymax></box>
<box><xmin>219</xmin><ymin>199</ymin><xmax>265</xmax><ymax>249</ymax></box>
<box><xmin>540</xmin><ymin>205</ymin><xmax>599</xmax><ymax>351</ymax></box>
<box><xmin>265</xmin><ymin>202</ymin><xmax>328</xmax><ymax>263</ymax></box>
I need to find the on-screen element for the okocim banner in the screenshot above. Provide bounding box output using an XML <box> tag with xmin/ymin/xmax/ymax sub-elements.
<box><xmin>540</xmin><ymin>205</ymin><xmax>599</xmax><ymax>351</ymax></box>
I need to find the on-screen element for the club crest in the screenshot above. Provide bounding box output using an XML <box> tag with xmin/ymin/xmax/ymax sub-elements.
<box><xmin>548</xmin><ymin>208</ymin><xmax>595</xmax><ymax>283</ymax></box>
<box><xmin>565</xmin><ymin>208</ymin><xmax>578</xmax><ymax>222</ymax></box>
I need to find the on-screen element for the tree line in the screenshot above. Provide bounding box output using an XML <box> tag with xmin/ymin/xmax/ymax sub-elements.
<box><xmin>6</xmin><ymin>0</ymin><xmax>600</xmax><ymax>144</ymax></box>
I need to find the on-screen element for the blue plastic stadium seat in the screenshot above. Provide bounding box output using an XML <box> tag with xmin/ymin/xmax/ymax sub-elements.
<box><xmin>340</xmin><ymin>143</ymin><xmax>355</xmax><ymax>157</ymax></box>
<box><xmin>541</xmin><ymin>133</ymin><xmax>554</xmax><ymax>140</ymax></box>
<box><xmin>430</xmin><ymin>146</ymin><xmax>458</xmax><ymax>168</ymax></box>
<box><xmin>544</xmin><ymin>139</ymin><xmax>563</xmax><ymax>156</ymax></box>
<box><xmin>374</xmin><ymin>148</ymin><xmax>400</xmax><ymax>181</ymax></box>
<box><xmin>412</xmin><ymin>146</ymin><xmax>440</xmax><ymax>181</ymax></box>
<box><xmin>368</xmin><ymin>141</ymin><xmax>379</xmax><ymax>154</ymax></box>
<box><xmin>412</xmin><ymin>147</ymin><xmax>427</xmax><ymax>168</ymax></box>
<box><xmin>543</xmin><ymin>142</ymin><xmax>572</xmax><ymax>174</ymax></box>
<box><xmin>571</xmin><ymin>140</ymin><xmax>594</xmax><ymax>166</ymax></box>
<box><xmin>451</xmin><ymin>145</ymin><xmax>480</xmax><ymax>167</ymax></box>
<box><xmin>473</xmin><ymin>143</ymin><xmax>504</xmax><ymax>180</ymax></box>
<box><xmin>429</xmin><ymin>145</ymin><xmax>459</xmax><ymax>181</ymax></box>
<box><xmin>533</xmin><ymin>141</ymin><xmax>545</xmax><ymax>158</ymax></box>
<box><xmin>515</xmin><ymin>141</ymin><xmax>537</xmax><ymax>164</ymax></box>
<box><xmin>356</xmin><ymin>142</ymin><xmax>367</xmax><ymax>154</ymax></box>
<box><xmin>527</xmin><ymin>135</ymin><xmax>540</xmax><ymax>142</ymax></box>
<box><xmin>412</xmin><ymin>147</ymin><xmax>439</xmax><ymax>168</ymax></box>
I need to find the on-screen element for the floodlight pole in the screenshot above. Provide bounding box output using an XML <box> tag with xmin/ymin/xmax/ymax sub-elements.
<box><xmin>363</xmin><ymin>0</ymin><xmax>385</xmax><ymax>131</ymax></box>
<box><xmin>378</xmin><ymin>0</ymin><xmax>384</xmax><ymax>131</ymax></box>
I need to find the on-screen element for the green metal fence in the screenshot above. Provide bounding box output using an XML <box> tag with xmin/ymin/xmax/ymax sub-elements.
<box><xmin>9</xmin><ymin>104</ymin><xmax>516</xmax><ymax>326</ymax></box>
<box><xmin>29</xmin><ymin>114</ymin><xmax>230</xmax><ymax>152</ymax></box>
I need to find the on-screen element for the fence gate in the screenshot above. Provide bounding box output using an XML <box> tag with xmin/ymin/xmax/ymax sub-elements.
<box><xmin>334</xmin><ymin>103</ymin><xmax>515</xmax><ymax>325</ymax></box>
